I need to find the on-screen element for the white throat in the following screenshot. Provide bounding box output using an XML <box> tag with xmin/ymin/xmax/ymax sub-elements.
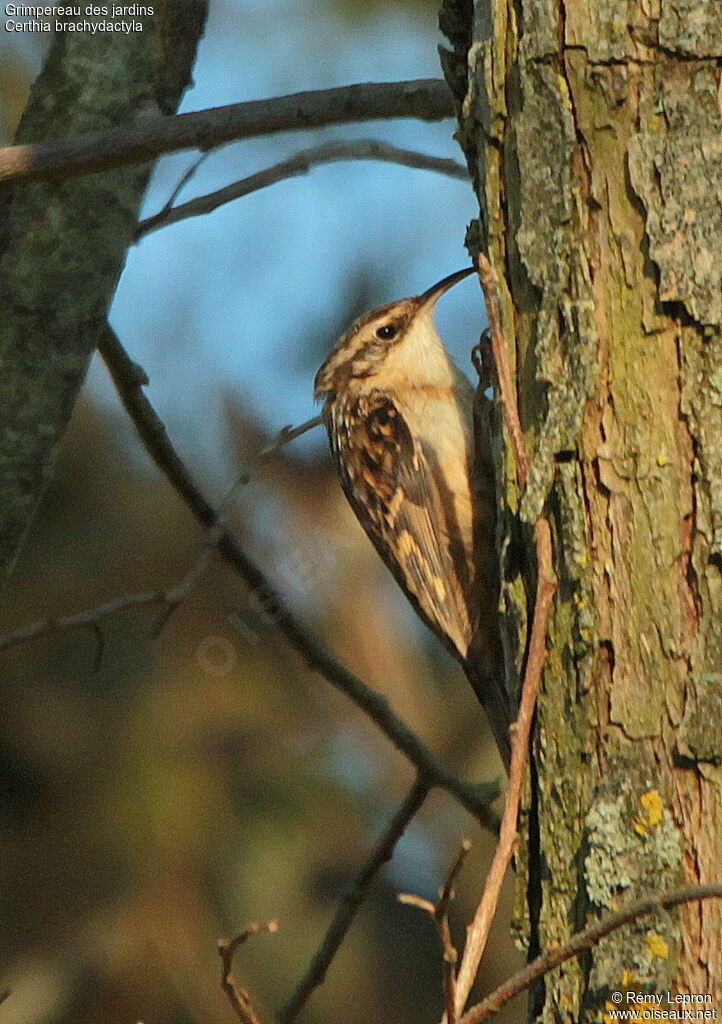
<box><xmin>373</xmin><ymin>312</ymin><xmax>458</xmax><ymax>392</ymax></box>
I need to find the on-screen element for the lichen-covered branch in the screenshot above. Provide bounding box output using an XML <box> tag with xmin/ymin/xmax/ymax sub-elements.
<box><xmin>0</xmin><ymin>3</ymin><xmax>208</xmax><ymax>586</ymax></box>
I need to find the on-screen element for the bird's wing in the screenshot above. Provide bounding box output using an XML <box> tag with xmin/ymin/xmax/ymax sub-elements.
<box><xmin>326</xmin><ymin>392</ymin><xmax>473</xmax><ymax>659</ymax></box>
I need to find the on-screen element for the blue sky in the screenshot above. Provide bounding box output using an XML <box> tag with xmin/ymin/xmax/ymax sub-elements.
<box><xmin>101</xmin><ymin>0</ymin><xmax>484</xmax><ymax>473</ymax></box>
<box><xmin>0</xmin><ymin>0</ymin><xmax>492</xmax><ymax>892</ymax></box>
<box><xmin>1</xmin><ymin>0</ymin><xmax>484</xmax><ymax>468</ymax></box>
<box><xmin>1</xmin><ymin>0</ymin><xmax>485</xmax><ymax>483</ymax></box>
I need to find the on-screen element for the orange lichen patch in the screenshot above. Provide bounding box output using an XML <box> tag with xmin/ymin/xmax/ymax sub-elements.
<box><xmin>633</xmin><ymin>789</ymin><xmax>664</xmax><ymax>835</ymax></box>
<box><xmin>646</xmin><ymin>932</ymin><xmax>670</xmax><ymax>958</ymax></box>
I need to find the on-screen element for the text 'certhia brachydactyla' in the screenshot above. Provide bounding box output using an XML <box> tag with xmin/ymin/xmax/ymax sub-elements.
<box><xmin>315</xmin><ymin>267</ymin><xmax>511</xmax><ymax>768</ymax></box>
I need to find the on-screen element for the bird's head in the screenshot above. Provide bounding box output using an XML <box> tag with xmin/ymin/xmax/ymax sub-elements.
<box><xmin>314</xmin><ymin>266</ymin><xmax>474</xmax><ymax>400</ymax></box>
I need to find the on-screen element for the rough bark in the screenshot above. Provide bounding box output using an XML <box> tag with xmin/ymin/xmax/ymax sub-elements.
<box><xmin>441</xmin><ymin>0</ymin><xmax>722</xmax><ymax>1019</ymax></box>
<box><xmin>0</xmin><ymin>4</ymin><xmax>208</xmax><ymax>585</ymax></box>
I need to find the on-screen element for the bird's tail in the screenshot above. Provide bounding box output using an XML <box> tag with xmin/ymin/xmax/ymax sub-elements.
<box><xmin>467</xmin><ymin>380</ymin><xmax>512</xmax><ymax>770</ymax></box>
<box><xmin>464</xmin><ymin>632</ymin><xmax>512</xmax><ymax>773</ymax></box>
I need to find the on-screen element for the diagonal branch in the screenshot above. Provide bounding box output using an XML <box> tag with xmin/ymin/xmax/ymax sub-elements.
<box><xmin>454</xmin><ymin>519</ymin><xmax>555</xmax><ymax>1014</ymax></box>
<box><xmin>460</xmin><ymin>883</ymin><xmax>722</xmax><ymax>1024</ymax></box>
<box><xmin>0</xmin><ymin>79</ymin><xmax>454</xmax><ymax>188</ymax></box>
<box><xmin>98</xmin><ymin>326</ymin><xmax>500</xmax><ymax>831</ymax></box>
<box><xmin>452</xmin><ymin>255</ymin><xmax>558</xmax><ymax>1015</ymax></box>
<box><xmin>278</xmin><ymin>776</ymin><xmax>431</xmax><ymax>1023</ymax></box>
<box><xmin>136</xmin><ymin>140</ymin><xmax>469</xmax><ymax>238</ymax></box>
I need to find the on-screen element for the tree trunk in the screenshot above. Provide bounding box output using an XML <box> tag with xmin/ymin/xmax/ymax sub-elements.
<box><xmin>0</xmin><ymin>3</ymin><xmax>208</xmax><ymax>585</ymax></box>
<box><xmin>441</xmin><ymin>0</ymin><xmax>722</xmax><ymax>1018</ymax></box>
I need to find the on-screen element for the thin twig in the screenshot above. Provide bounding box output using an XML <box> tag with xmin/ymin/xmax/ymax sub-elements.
<box><xmin>0</xmin><ymin>529</ymin><xmax>217</xmax><ymax>660</ymax></box>
<box><xmin>438</xmin><ymin>840</ymin><xmax>473</xmax><ymax>1024</ymax></box>
<box><xmin>98</xmin><ymin>326</ymin><xmax>501</xmax><ymax>831</ymax></box>
<box><xmin>0</xmin><ymin>417</ymin><xmax>322</xmax><ymax>659</ymax></box>
<box><xmin>0</xmin><ymin>591</ymin><xmax>166</xmax><ymax>661</ymax></box>
<box><xmin>460</xmin><ymin>883</ymin><xmax>722</xmax><ymax>1024</ymax></box>
<box><xmin>136</xmin><ymin>140</ymin><xmax>469</xmax><ymax>238</ymax></box>
<box><xmin>0</xmin><ymin>79</ymin><xmax>454</xmax><ymax>187</ymax></box>
<box><xmin>226</xmin><ymin>416</ymin><xmax>322</xmax><ymax>493</ymax></box>
<box><xmin>279</xmin><ymin>777</ymin><xmax>431</xmax><ymax>1023</ymax></box>
<box><xmin>438</xmin><ymin>840</ymin><xmax>473</xmax><ymax>920</ymax></box>
<box><xmin>161</xmin><ymin>151</ymin><xmax>213</xmax><ymax>212</ymax></box>
<box><xmin>454</xmin><ymin>520</ymin><xmax>555</xmax><ymax>1014</ymax></box>
<box><xmin>218</xmin><ymin>921</ymin><xmax>278</xmax><ymax>1024</ymax></box>
<box><xmin>131</xmin><ymin>148</ymin><xmax>212</xmax><ymax>244</ymax></box>
<box><xmin>452</xmin><ymin>257</ymin><xmax>558</xmax><ymax>1015</ymax></box>
<box><xmin>399</xmin><ymin>839</ymin><xmax>472</xmax><ymax>1024</ymax></box>
<box><xmin>154</xmin><ymin>414</ymin><xmax>322</xmax><ymax>634</ymax></box>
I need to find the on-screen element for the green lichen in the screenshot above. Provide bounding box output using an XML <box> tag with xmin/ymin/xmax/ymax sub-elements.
<box><xmin>585</xmin><ymin>788</ymin><xmax>682</xmax><ymax>909</ymax></box>
<box><xmin>585</xmin><ymin>779</ymin><xmax>683</xmax><ymax>1004</ymax></box>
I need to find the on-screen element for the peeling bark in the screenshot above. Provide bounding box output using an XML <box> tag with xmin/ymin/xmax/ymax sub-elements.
<box><xmin>441</xmin><ymin>0</ymin><xmax>722</xmax><ymax>1018</ymax></box>
<box><xmin>0</xmin><ymin>4</ymin><xmax>208</xmax><ymax>585</ymax></box>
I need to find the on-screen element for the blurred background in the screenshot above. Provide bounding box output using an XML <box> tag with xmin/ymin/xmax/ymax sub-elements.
<box><xmin>0</xmin><ymin>2</ymin><xmax>523</xmax><ymax>1022</ymax></box>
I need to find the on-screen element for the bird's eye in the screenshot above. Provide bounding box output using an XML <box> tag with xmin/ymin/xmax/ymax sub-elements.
<box><xmin>376</xmin><ymin>323</ymin><xmax>398</xmax><ymax>340</ymax></box>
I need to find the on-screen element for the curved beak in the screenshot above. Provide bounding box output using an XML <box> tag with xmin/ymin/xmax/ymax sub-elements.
<box><xmin>417</xmin><ymin>266</ymin><xmax>475</xmax><ymax>310</ymax></box>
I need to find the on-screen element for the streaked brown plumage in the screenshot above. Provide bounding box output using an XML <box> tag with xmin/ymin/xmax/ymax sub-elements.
<box><xmin>315</xmin><ymin>268</ymin><xmax>510</xmax><ymax>768</ymax></box>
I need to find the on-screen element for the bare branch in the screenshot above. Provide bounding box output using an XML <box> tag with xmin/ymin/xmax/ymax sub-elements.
<box><xmin>98</xmin><ymin>326</ymin><xmax>501</xmax><ymax>830</ymax></box>
<box><xmin>454</xmin><ymin>520</ymin><xmax>555</xmax><ymax>1013</ymax></box>
<box><xmin>279</xmin><ymin>777</ymin><xmax>430</xmax><ymax>1023</ymax></box>
<box><xmin>162</xmin><ymin>150</ymin><xmax>213</xmax><ymax>210</ymax></box>
<box><xmin>0</xmin><ymin>590</ymin><xmax>167</xmax><ymax>660</ymax></box>
<box><xmin>438</xmin><ymin>840</ymin><xmax>473</xmax><ymax>920</ymax></box>
<box><xmin>397</xmin><ymin>892</ymin><xmax>437</xmax><ymax>913</ymax></box>
<box><xmin>453</xmin><ymin>258</ymin><xmax>558</xmax><ymax>1014</ymax></box>
<box><xmin>0</xmin><ymin>79</ymin><xmax>454</xmax><ymax>188</ymax></box>
<box><xmin>0</xmin><ymin>416</ymin><xmax>322</xmax><ymax>659</ymax></box>
<box><xmin>460</xmin><ymin>883</ymin><xmax>722</xmax><ymax>1024</ymax></box>
<box><xmin>133</xmin><ymin>148</ymin><xmax>213</xmax><ymax>241</ymax></box>
<box><xmin>218</xmin><ymin>921</ymin><xmax>279</xmax><ymax>1024</ymax></box>
<box><xmin>437</xmin><ymin>841</ymin><xmax>472</xmax><ymax>1024</ymax></box>
<box><xmin>399</xmin><ymin>839</ymin><xmax>472</xmax><ymax>1024</ymax></box>
<box><xmin>225</xmin><ymin>416</ymin><xmax>323</xmax><ymax>494</ymax></box>
<box><xmin>136</xmin><ymin>140</ymin><xmax>469</xmax><ymax>238</ymax></box>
